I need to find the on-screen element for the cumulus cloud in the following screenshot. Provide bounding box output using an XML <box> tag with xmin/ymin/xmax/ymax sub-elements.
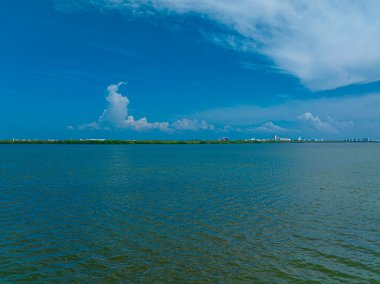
<box><xmin>298</xmin><ymin>112</ymin><xmax>338</xmax><ymax>133</ymax></box>
<box><xmin>74</xmin><ymin>82</ymin><xmax>377</xmax><ymax>137</ymax></box>
<box><xmin>298</xmin><ymin>112</ymin><xmax>355</xmax><ymax>134</ymax></box>
<box><xmin>78</xmin><ymin>82</ymin><xmax>171</xmax><ymax>131</ymax></box>
<box><xmin>76</xmin><ymin>82</ymin><xmax>215</xmax><ymax>132</ymax></box>
<box><xmin>62</xmin><ymin>0</ymin><xmax>380</xmax><ymax>91</ymax></box>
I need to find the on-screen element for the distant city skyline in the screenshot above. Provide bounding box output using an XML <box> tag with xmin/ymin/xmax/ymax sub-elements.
<box><xmin>2</xmin><ymin>1</ymin><xmax>380</xmax><ymax>139</ymax></box>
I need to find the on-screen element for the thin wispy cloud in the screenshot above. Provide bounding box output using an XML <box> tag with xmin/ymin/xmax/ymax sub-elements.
<box><xmin>196</xmin><ymin>94</ymin><xmax>380</xmax><ymax>124</ymax></box>
<box><xmin>249</xmin><ymin>122</ymin><xmax>287</xmax><ymax>134</ymax></box>
<box><xmin>172</xmin><ymin>118</ymin><xmax>215</xmax><ymax>131</ymax></box>
<box><xmin>193</xmin><ymin>93</ymin><xmax>380</xmax><ymax>137</ymax></box>
<box><xmin>59</xmin><ymin>0</ymin><xmax>380</xmax><ymax>91</ymax></box>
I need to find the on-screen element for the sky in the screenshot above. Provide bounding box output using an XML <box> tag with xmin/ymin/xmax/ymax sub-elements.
<box><xmin>1</xmin><ymin>0</ymin><xmax>380</xmax><ymax>140</ymax></box>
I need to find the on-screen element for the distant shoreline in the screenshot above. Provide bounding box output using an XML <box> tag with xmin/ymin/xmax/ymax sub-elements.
<box><xmin>0</xmin><ymin>140</ymin><xmax>378</xmax><ymax>145</ymax></box>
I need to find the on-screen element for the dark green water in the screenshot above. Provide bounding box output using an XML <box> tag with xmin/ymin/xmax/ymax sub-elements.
<box><xmin>0</xmin><ymin>144</ymin><xmax>379</xmax><ymax>283</ymax></box>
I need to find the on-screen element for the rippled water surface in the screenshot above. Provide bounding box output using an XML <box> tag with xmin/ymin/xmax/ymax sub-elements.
<box><xmin>0</xmin><ymin>144</ymin><xmax>379</xmax><ymax>283</ymax></box>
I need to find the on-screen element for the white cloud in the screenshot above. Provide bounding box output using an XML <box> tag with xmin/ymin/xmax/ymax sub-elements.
<box><xmin>71</xmin><ymin>82</ymin><xmax>374</xmax><ymax>137</ymax></box>
<box><xmin>70</xmin><ymin>0</ymin><xmax>380</xmax><ymax>91</ymax></box>
<box><xmin>249</xmin><ymin>121</ymin><xmax>287</xmax><ymax>133</ymax></box>
<box><xmin>195</xmin><ymin>93</ymin><xmax>380</xmax><ymax>125</ymax></box>
<box><xmin>75</xmin><ymin>82</ymin><xmax>377</xmax><ymax>137</ymax></box>
<box><xmin>298</xmin><ymin>112</ymin><xmax>338</xmax><ymax>133</ymax></box>
<box><xmin>76</xmin><ymin>82</ymin><xmax>215</xmax><ymax>132</ymax></box>
<box><xmin>78</xmin><ymin>82</ymin><xmax>171</xmax><ymax>131</ymax></box>
<box><xmin>297</xmin><ymin>112</ymin><xmax>355</xmax><ymax>134</ymax></box>
<box><xmin>194</xmin><ymin>93</ymin><xmax>378</xmax><ymax>137</ymax></box>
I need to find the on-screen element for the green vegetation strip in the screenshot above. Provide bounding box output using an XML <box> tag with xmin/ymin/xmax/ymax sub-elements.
<box><xmin>0</xmin><ymin>140</ymin><xmax>366</xmax><ymax>144</ymax></box>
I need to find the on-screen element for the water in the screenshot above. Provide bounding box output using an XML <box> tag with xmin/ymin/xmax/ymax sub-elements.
<box><xmin>0</xmin><ymin>143</ymin><xmax>379</xmax><ymax>283</ymax></box>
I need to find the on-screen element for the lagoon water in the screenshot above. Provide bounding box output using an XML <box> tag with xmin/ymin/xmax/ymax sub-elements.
<box><xmin>0</xmin><ymin>143</ymin><xmax>379</xmax><ymax>282</ymax></box>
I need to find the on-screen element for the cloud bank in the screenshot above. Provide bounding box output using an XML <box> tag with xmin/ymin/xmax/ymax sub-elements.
<box><xmin>76</xmin><ymin>82</ymin><xmax>215</xmax><ymax>132</ymax></box>
<box><xmin>194</xmin><ymin>92</ymin><xmax>380</xmax><ymax>137</ymax></box>
<box><xmin>196</xmin><ymin>93</ymin><xmax>379</xmax><ymax>126</ymax></box>
<box><xmin>72</xmin><ymin>83</ymin><xmax>380</xmax><ymax>138</ymax></box>
<box><xmin>63</xmin><ymin>0</ymin><xmax>380</xmax><ymax>91</ymax></box>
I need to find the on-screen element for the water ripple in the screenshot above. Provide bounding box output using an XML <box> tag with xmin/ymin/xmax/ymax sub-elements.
<box><xmin>1</xmin><ymin>144</ymin><xmax>380</xmax><ymax>282</ymax></box>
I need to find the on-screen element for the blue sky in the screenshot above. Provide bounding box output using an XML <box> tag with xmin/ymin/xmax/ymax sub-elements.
<box><xmin>1</xmin><ymin>0</ymin><xmax>380</xmax><ymax>139</ymax></box>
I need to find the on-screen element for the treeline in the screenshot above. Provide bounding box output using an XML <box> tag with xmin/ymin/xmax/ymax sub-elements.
<box><xmin>1</xmin><ymin>140</ymin><xmax>376</xmax><ymax>145</ymax></box>
<box><xmin>0</xmin><ymin>139</ymin><xmax>288</xmax><ymax>145</ymax></box>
